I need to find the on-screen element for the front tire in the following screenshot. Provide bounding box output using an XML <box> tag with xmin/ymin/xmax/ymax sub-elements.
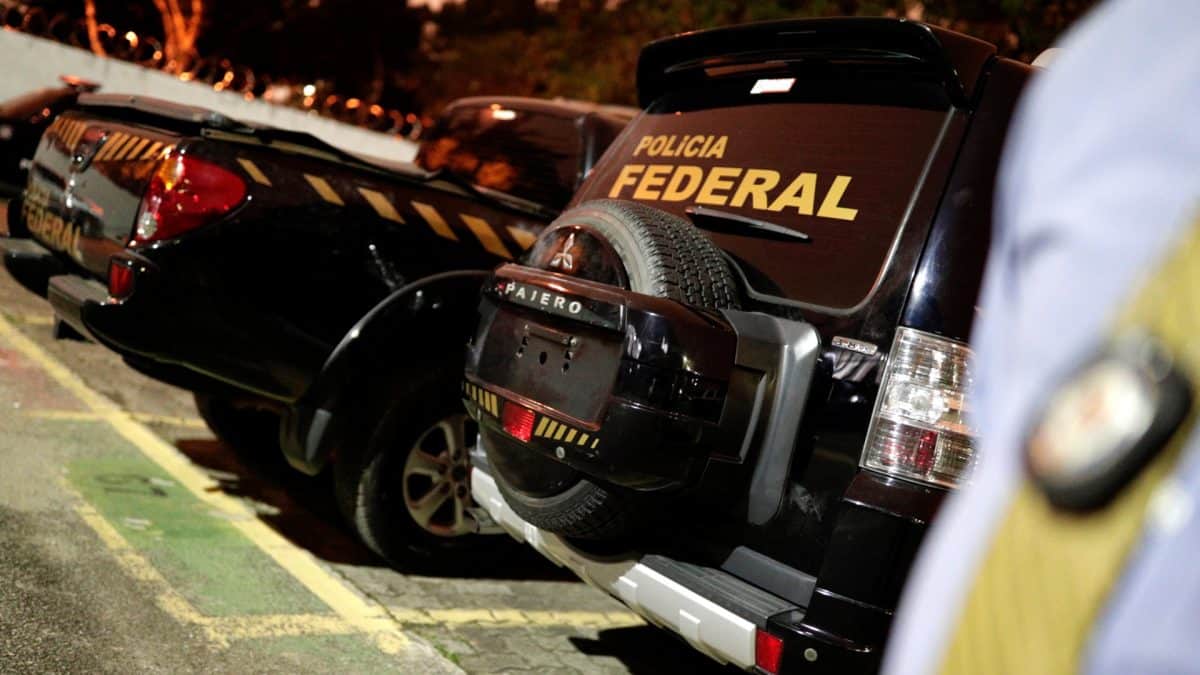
<box><xmin>333</xmin><ymin>372</ymin><xmax>507</xmax><ymax>573</ymax></box>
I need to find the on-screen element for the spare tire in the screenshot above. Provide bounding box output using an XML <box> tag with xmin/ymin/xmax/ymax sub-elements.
<box><xmin>484</xmin><ymin>199</ymin><xmax>739</xmax><ymax>539</ymax></box>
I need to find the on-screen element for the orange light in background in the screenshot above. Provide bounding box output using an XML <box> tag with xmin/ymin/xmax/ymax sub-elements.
<box><xmin>345</xmin><ymin>98</ymin><xmax>361</xmax><ymax>110</ymax></box>
<box><xmin>124</xmin><ymin>31</ymin><xmax>138</xmax><ymax>48</ymax></box>
<box><xmin>302</xmin><ymin>84</ymin><xmax>316</xmax><ymax>97</ymax></box>
<box><xmin>491</xmin><ymin>108</ymin><xmax>516</xmax><ymax>120</ymax></box>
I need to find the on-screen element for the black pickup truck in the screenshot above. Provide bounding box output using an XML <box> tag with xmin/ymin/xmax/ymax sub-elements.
<box><xmin>1</xmin><ymin>93</ymin><xmax>633</xmax><ymax>571</ymax></box>
<box><xmin>0</xmin><ymin>76</ymin><xmax>99</xmax><ymax>200</ymax></box>
<box><xmin>465</xmin><ymin>18</ymin><xmax>1032</xmax><ymax>673</ymax></box>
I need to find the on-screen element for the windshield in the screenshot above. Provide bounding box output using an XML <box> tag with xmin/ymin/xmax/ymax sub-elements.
<box><xmin>416</xmin><ymin>104</ymin><xmax>582</xmax><ymax>210</ymax></box>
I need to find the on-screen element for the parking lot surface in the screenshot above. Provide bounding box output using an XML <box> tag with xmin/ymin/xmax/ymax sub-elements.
<box><xmin>0</xmin><ymin>269</ymin><xmax>731</xmax><ymax>673</ymax></box>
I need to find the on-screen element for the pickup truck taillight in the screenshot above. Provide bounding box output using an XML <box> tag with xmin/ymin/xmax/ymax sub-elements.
<box><xmin>861</xmin><ymin>327</ymin><xmax>977</xmax><ymax>488</ymax></box>
<box><xmin>132</xmin><ymin>152</ymin><xmax>246</xmax><ymax>245</ymax></box>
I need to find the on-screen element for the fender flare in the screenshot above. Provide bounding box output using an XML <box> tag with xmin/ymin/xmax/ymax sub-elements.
<box><xmin>280</xmin><ymin>270</ymin><xmax>488</xmax><ymax>474</ymax></box>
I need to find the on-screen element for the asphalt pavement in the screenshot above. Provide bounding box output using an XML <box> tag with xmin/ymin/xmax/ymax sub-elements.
<box><xmin>0</xmin><ymin>267</ymin><xmax>733</xmax><ymax>674</ymax></box>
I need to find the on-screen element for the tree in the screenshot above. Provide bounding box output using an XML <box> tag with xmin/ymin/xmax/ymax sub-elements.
<box><xmin>150</xmin><ymin>0</ymin><xmax>203</xmax><ymax>72</ymax></box>
<box><xmin>81</xmin><ymin>0</ymin><xmax>202</xmax><ymax>70</ymax></box>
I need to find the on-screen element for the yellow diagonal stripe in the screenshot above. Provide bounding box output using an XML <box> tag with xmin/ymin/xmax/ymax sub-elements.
<box><xmin>411</xmin><ymin>201</ymin><xmax>458</xmax><ymax>241</ymax></box>
<box><xmin>506</xmin><ymin>226</ymin><xmax>538</xmax><ymax>251</ymax></box>
<box><xmin>534</xmin><ymin>417</ymin><xmax>550</xmax><ymax>438</ymax></box>
<box><xmin>108</xmin><ymin>134</ymin><xmax>136</xmax><ymax>160</ymax></box>
<box><xmin>591</xmin><ymin>438</ymin><xmax>599</xmax><ymax>449</ymax></box>
<box><xmin>141</xmin><ymin>141</ymin><xmax>163</xmax><ymax>160</ymax></box>
<box><xmin>564</xmin><ymin>428</ymin><xmax>577</xmax><ymax>443</ymax></box>
<box><xmin>577</xmin><ymin>433</ymin><xmax>589</xmax><ymax>446</ymax></box>
<box><xmin>544</xmin><ymin>421</ymin><xmax>559</xmax><ymax>439</ymax></box>
<box><xmin>96</xmin><ymin>133</ymin><xmax>125</xmax><ymax>160</ymax></box>
<box><xmin>304</xmin><ymin>174</ymin><xmax>345</xmax><ymax>205</ymax></box>
<box><xmin>120</xmin><ymin>137</ymin><xmax>151</xmax><ymax>161</ymax></box>
<box><xmin>460</xmin><ymin>214</ymin><xmax>512</xmax><ymax>259</ymax></box>
<box><xmin>237</xmin><ymin>158</ymin><xmax>272</xmax><ymax>186</ymax></box>
<box><xmin>553</xmin><ymin>424</ymin><xmax>567</xmax><ymax>441</ymax></box>
<box><xmin>358</xmin><ymin>188</ymin><xmax>404</xmax><ymax>223</ymax></box>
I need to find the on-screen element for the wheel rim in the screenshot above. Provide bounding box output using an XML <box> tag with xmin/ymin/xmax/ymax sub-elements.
<box><xmin>401</xmin><ymin>413</ymin><xmax>478</xmax><ymax>538</ymax></box>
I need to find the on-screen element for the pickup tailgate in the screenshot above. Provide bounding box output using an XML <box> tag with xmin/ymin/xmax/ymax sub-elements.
<box><xmin>23</xmin><ymin>111</ymin><xmax>178</xmax><ymax>277</ymax></box>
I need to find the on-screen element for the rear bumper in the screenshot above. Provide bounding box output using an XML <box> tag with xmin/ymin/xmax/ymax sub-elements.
<box><xmin>471</xmin><ymin>467</ymin><xmax>767</xmax><ymax>670</ymax></box>
<box><xmin>46</xmin><ymin>273</ymin><xmax>107</xmax><ymax>338</ymax></box>
<box><xmin>0</xmin><ymin>235</ymin><xmax>63</xmax><ymax>297</ymax></box>
<box><xmin>474</xmin><ymin>465</ymin><xmax>889</xmax><ymax>674</ymax></box>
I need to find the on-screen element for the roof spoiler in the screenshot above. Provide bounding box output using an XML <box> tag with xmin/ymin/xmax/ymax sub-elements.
<box><xmin>636</xmin><ymin>17</ymin><xmax>996</xmax><ymax>109</ymax></box>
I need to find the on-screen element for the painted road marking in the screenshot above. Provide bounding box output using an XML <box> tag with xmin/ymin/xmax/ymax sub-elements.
<box><xmin>0</xmin><ymin>315</ymin><xmax>431</xmax><ymax>661</ymax></box>
<box><xmin>25</xmin><ymin>409</ymin><xmax>208</xmax><ymax>429</ymax></box>
<box><xmin>75</xmin><ymin>500</ymin><xmax>359</xmax><ymax>647</ymax></box>
<box><xmin>1</xmin><ymin>312</ymin><xmax>54</xmax><ymax>326</ymax></box>
<box><xmin>387</xmin><ymin>607</ymin><xmax>643</xmax><ymax>629</ymax></box>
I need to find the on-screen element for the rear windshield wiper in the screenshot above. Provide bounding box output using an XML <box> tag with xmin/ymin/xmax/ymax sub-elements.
<box><xmin>685</xmin><ymin>206</ymin><xmax>811</xmax><ymax>243</ymax></box>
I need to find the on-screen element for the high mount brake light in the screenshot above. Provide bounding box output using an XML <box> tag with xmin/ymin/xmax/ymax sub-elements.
<box><xmin>862</xmin><ymin>327</ymin><xmax>977</xmax><ymax>488</ymax></box>
<box><xmin>132</xmin><ymin>152</ymin><xmax>246</xmax><ymax>245</ymax></box>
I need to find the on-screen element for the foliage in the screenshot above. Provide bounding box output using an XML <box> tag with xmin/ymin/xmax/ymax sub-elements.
<box><xmin>411</xmin><ymin>0</ymin><xmax>1097</xmax><ymax>115</ymax></box>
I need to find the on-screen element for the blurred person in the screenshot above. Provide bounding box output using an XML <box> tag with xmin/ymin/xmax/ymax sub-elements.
<box><xmin>883</xmin><ymin>1</ymin><xmax>1200</xmax><ymax>673</ymax></box>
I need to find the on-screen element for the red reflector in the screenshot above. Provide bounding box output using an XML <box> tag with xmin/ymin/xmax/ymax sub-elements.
<box><xmin>755</xmin><ymin>630</ymin><xmax>784</xmax><ymax>674</ymax></box>
<box><xmin>501</xmin><ymin>402</ymin><xmax>536</xmax><ymax>442</ymax></box>
<box><xmin>107</xmin><ymin>260</ymin><xmax>135</xmax><ymax>301</ymax></box>
<box><xmin>912</xmin><ymin>428</ymin><xmax>939</xmax><ymax>474</ymax></box>
<box><xmin>133</xmin><ymin>153</ymin><xmax>246</xmax><ymax>245</ymax></box>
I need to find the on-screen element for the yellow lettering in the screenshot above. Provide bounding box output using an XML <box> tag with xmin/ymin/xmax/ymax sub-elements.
<box><xmin>632</xmin><ymin>164</ymin><xmax>674</xmax><ymax>200</ymax></box>
<box><xmin>729</xmin><ymin>169</ymin><xmax>781</xmax><ymax>209</ymax></box>
<box><xmin>816</xmin><ymin>175</ymin><xmax>859</xmax><ymax>221</ymax></box>
<box><xmin>662</xmin><ymin>166</ymin><xmax>704</xmax><ymax>201</ymax></box>
<box><xmin>704</xmin><ymin>136</ymin><xmax>728</xmax><ymax>159</ymax></box>
<box><xmin>649</xmin><ymin>136</ymin><xmax>668</xmax><ymax>156</ymax></box>
<box><xmin>633</xmin><ymin>136</ymin><xmax>653</xmax><ymax>157</ymax></box>
<box><xmin>695</xmin><ymin>167</ymin><xmax>743</xmax><ymax>207</ymax></box>
<box><xmin>683</xmin><ymin>135</ymin><xmax>706</xmax><ymax>158</ymax></box>
<box><xmin>608</xmin><ymin>164</ymin><xmax>645</xmax><ymax>198</ymax></box>
<box><xmin>768</xmin><ymin>173</ymin><xmax>817</xmax><ymax>214</ymax></box>
<box><xmin>662</xmin><ymin>135</ymin><xmax>679</xmax><ymax>157</ymax></box>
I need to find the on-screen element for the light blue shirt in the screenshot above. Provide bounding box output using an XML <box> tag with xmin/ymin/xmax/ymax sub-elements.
<box><xmin>883</xmin><ymin>1</ymin><xmax>1200</xmax><ymax>673</ymax></box>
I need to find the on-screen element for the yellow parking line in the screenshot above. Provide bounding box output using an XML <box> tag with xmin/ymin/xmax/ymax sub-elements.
<box><xmin>387</xmin><ymin>607</ymin><xmax>643</xmax><ymax>629</ymax></box>
<box><xmin>24</xmin><ymin>409</ymin><xmax>208</xmax><ymax>430</ymax></box>
<box><xmin>0</xmin><ymin>315</ymin><xmax>424</xmax><ymax>659</ymax></box>
<box><xmin>75</xmin><ymin>500</ymin><xmax>359</xmax><ymax>646</ymax></box>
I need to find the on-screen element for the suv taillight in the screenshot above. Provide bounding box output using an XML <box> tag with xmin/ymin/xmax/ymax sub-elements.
<box><xmin>861</xmin><ymin>327</ymin><xmax>976</xmax><ymax>488</ymax></box>
<box><xmin>133</xmin><ymin>152</ymin><xmax>246</xmax><ymax>245</ymax></box>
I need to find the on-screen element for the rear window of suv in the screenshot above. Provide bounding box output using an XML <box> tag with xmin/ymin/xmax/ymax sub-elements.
<box><xmin>574</xmin><ymin>69</ymin><xmax>954</xmax><ymax>310</ymax></box>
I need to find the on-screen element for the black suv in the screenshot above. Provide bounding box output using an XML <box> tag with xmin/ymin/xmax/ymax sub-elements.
<box><xmin>463</xmin><ymin>18</ymin><xmax>1032</xmax><ymax>673</ymax></box>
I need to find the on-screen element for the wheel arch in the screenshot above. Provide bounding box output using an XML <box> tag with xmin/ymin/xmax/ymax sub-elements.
<box><xmin>280</xmin><ymin>269</ymin><xmax>489</xmax><ymax>474</ymax></box>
